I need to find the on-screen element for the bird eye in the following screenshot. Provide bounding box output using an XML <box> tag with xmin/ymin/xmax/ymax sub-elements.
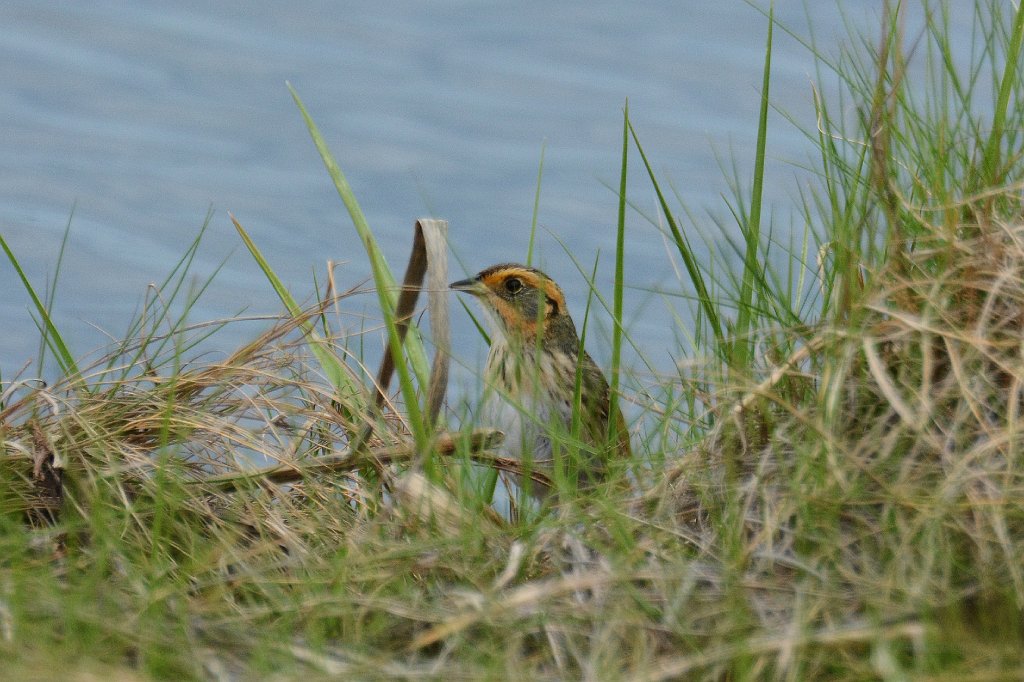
<box><xmin>504</xmin><ymin>277</ymin><xmax>523</xmax><ymax>294</ymax></box>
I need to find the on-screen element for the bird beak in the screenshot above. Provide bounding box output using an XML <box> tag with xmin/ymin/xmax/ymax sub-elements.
<box><xmin>449</xmin><ymin>276</ymin><xmax>487</xmax><ymax>296</ymax></box>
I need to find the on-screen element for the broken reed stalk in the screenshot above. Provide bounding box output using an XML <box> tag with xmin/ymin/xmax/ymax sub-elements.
<box><xmin>350</xmin><ymin>218</ymin><xmax>451</xmax><ymax>460</ymax></box>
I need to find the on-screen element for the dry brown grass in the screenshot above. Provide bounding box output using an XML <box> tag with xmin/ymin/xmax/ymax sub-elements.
<box><xmin>2</xmin><ymin>213</ymin><xmax>1022</xmax><ymax>679</ymax></box>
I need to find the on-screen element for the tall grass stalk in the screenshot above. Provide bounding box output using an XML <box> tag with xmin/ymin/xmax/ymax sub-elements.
<box><xmin>629</xmin><ymin>123</ymin><xmax>727</xmax><ymax>356</ymax></box>
<box><xmin>288</xmin><ymin>84</ymin><xmax>430</xmax><ymax>454</ymax></box>
<box><xmin>979</xmin><ymin>1</ymin><xmax>1024</xmax><ymax>189</ymax></box>
<box><xmin>733</xmin><ymin>3</ymin><xmax>773</xmax><ymax>370</ymax></box>
<box><xmin>525</xmin><ymin>140</ymin><xmax>546</xmax><ymax>267</ymax></box>
<box><xmin>608</xmin><ymin>101</ymin><xmax>628</xmax><ymax>447</ymax></box>
<box><xmin>0</xmin><ymin>234</ymin><xmax>80</xmax><ymax>381</ymax></box>
<box><xmin>232</xmin><ymin>214</ymin><xmax>368</xmax><ymax>418</ymax></box>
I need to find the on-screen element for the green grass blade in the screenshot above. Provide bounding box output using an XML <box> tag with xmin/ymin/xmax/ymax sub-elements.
<box><xmin>287</xmin><ymin>82</ymin><xmax>431</xmax><ymax>394</ymax></box>
<box><xmin>231</xmin><ymin>214</ymin><xmax>367</xmax><ymax>414</ymax></box>
<box><xmin>288</xmin><ymin>83</ymin><xmax>432</xmax><ymax>460</ymax></box>
<box><xmin>458</xmin><ymin>297</ymin><xmax>490</xmax><ymax>346</ymax></box>
<box><xmin>628</xmin><ymin>122</ymin><xmax>726</xmax><ymax>355</ymax></box>
<box><xmin>526</xmin><ymin>140</ymin><xmax>546</xmax><ymax>267</ymax></box>
<box><xmin>0</xmin><ymin>233</ymin><xmax>80</xmax><ymax>380</ymax></box>
<box><xmin>980</xmin><ymin>1</ymin><xmax>1024</xmax><ymax>187</ymax></box>
<box><xmin>36</xmin><ymin>208</ymin><xmax>74</xmax><ymax>378</ymax></box>
<box><xmin>114</xmin><ymin>213</ymin><xmax>215</xmax><ymax>376</ymax></box>
<box><xmin>608</xmin><ymin>102</ymin><xmax>628</xmax><ymax>445</ymax></box>
<box><xmin>733</xmin><ymin>3</ymin><xmax>773</xmax><ymax>370</ymax></box>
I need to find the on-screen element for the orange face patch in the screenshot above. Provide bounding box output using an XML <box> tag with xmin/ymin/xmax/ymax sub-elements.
<box><xmin>480</xmin><ymin>267</ymin><xmax>566</xmax><ymax>318</ymax></box>
<box><xmin>489</xmin><ymin>295</ymin><xmax>533</xmax><ymax>335</ymax></box>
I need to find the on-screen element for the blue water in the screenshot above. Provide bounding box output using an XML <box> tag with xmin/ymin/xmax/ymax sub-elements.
<box><xmin>0</xmin><ymin>2</ymin><xmax>976</xmax><ymax>388</ymax></box>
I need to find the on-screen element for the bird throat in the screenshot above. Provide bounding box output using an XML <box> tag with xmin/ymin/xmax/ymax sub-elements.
<box><xmin>483</xmin><ymin>333</ymin><xmax>577</xmax><ymax>405</ymax></box>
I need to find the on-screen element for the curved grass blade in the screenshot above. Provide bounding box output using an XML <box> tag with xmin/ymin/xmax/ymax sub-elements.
<box><xmin>36</xmin><ymin>208</ymin><xmax>74</xmax><ymax>378</ymax></box>
<box><xmin>231</xmin><ymin>214</ymin><xmax>367</xmax><ymax>415</ymax></box>
<box><xmin>734</xmin><ymin>2</ymin><xmax>773</xmax><ymax>370</ymax></box>
<box><xmin>0</xmin><ymin>233</ymin><xmax>80</xmax><ymax>380</ymax></box>
<box><xmin>979</xmin><ymin>1</ymin><xmax>1024</xmax><ymax>188</ymax></box>
<box><xmin>286</xmin><ymin>83</ymin><xmax>431</xmax><ymax>395</ymax></box>
<box><xmin>608</xmin><ymin>102</ymin><xmax>628</xmax><ymax>447</ymax></box>
<box><xmin>525</xmin><ymin>140</ymin><xmax>546</xmax><ymax>267</ymax></box>
<box><xmin>628</xmin><ymin>123</ymin><xmax>726</xmax><ymax>356</ymax></box>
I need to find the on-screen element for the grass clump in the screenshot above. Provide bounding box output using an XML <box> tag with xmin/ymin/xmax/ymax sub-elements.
<box><xmin>2</xmin><ymin>1</ymin><xmax>1024</xmax><ymax>679</ymax></box>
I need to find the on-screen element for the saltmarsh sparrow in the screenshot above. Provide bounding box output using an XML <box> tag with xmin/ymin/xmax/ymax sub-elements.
<box><xmin>451</xmin><ymin>263</ymin><xmax>630</xmax><ymax>497</ymax></box>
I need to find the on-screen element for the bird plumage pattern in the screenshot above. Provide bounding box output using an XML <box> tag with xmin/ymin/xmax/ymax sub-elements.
<box><xmin>451</xmin><ymin>263</ymin><xmax>630</xmax><ymax>497</ymax></box>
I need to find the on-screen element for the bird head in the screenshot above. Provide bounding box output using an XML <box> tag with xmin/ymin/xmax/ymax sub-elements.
<box><xmin>450</xmin><ymin>263</ymin><xmax>577</xmax><ymax>347</ymax></box>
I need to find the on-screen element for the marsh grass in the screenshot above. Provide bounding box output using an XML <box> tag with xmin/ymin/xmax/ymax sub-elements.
<box><xmin>3</xmin><ymin>1</ymin><xmax>1024</xmax><ymax>679</ymax></box>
